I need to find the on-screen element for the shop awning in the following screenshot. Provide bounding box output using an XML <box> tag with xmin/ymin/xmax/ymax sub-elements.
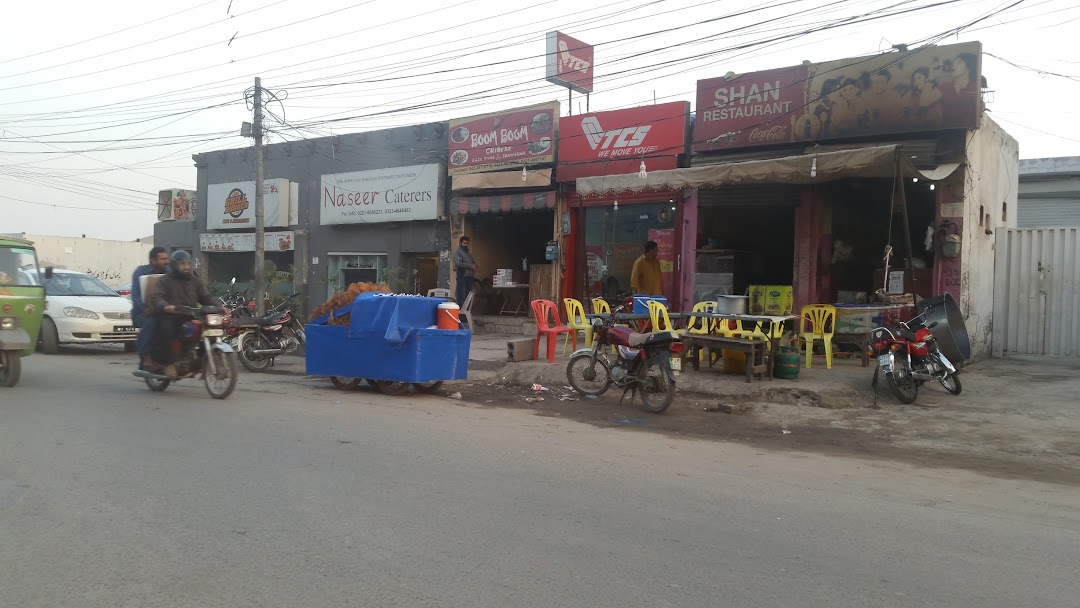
<box><xmin>453</xmin><ymin>191</ymin><xmax>556</xmax><ymax>215</ymax></box>
<box><xmin>575</xmin><ymin>145</ymin><xmax>960</xmax><ymax>196</ymax></box>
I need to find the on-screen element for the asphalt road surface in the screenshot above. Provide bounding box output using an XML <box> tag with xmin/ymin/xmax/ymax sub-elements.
<box><xmin>2</xmin><ymin>350</ymin><xmax>1078</xmax><ymax>607</ymax></box>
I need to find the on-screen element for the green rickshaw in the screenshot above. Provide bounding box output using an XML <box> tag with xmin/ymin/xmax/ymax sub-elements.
<box><xmin>0</xmin><ymin>235</ymin><xmax>48</xmax><ymax>387</ymax></box>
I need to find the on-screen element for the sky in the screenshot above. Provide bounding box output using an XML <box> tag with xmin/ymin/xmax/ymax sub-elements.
<box><xmin>1</xmin><ymin>0</ymin><xmax>1077</xmax><ymax>241</ymax></box>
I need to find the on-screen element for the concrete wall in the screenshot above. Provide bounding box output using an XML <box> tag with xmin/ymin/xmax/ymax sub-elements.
<box><xmin>961</xmin><ymin>116</ymin><xmax>1019</xmax><ymax>359</ymax></box>
<box><xmin>17</xmin><ymin>234</ymin><xmax>151</xmax><ymax>288</ymax></box>
<box><xmin>193</xmin><ymin>124</ymin><xmax>450</xmax><ymax>311</ymax></box>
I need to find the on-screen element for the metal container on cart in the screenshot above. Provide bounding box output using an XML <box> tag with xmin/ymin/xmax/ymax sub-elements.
<box><xmin>306</xmin><ymin>293</ymin><xmax>471</xmax><ymax>395</ymax></box>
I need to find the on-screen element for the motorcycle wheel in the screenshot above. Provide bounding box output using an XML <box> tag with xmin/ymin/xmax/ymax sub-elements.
<box><xmin>566</xmin><ymin>353</ymin><xmax>611</xmax><ymax>396</ymax></box>
<box><xmin>939</xmin><ymin>372</ymin><xmax>962</xmax><ymax>395</ymax></box>
<box><xmin>0</xmin><ymin>350</ymin><xmax>21</xmax><ymax>388</ymax></box>
<box><xmin>330</xmin><ymin>377</ymin><xmax>362</xmax><ymax>390</ymax></box>
<box><xmin>238</xmin><ymin>334</ymin><xmax>272</xmax><ymax>373</ymax></box>
<box><xmin>886</xmin><ymin>360</ymin><xmax>919</xmax><ymax>404</ymax></box>
<box><xmin>412</xmin><ymin>381</ymin><xmax>443</xmax><ymax>394</ymax></box>
<box><xmin>144</xmin><ymin>376</ymin><xmax>171</xmax><ymax>392</ymax></box>
<box><xmin>638</xmin><ymin>361</ymin><xmax>675</xmax><ymax>414</ymax></box>
<box><xmin>374</xmin><ymin>380</ymin><xmax>410</xmax><ymax>396</ymax></box>
<box><xmin>204</xmin><ymin>350</ymin><xmax>239</xmax><ymax>400</ymax></box>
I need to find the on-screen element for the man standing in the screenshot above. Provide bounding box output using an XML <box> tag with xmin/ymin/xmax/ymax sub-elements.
<box><xmin>131</xmin><ymin>247</ymin><xmax>168</xmax><ymax>369</ymax></box>
<box><xmin>453</xmin><ymin>235</ymin><xmax>477</xmax><ymax>305</ymax></box>
<box><xmin>631</xmin><ymin>240</ymin><xmax>664</xmax><ymax>296</ymax></box>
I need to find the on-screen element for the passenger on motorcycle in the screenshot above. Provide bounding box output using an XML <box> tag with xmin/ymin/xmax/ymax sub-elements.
<box><xmin>149</xmin><ymin>251</ymin><xmax>215</xmax><ymax>378</ymax></box>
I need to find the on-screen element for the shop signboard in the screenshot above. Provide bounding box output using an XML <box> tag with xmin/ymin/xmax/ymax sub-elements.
<box><xmin>157</xmin><ymin>189</ymin><xmax>195</xmax><ymax>222</ymax></box>
<box><xmin>320</xmin><ymin>164</ymin><xmax>441</xmax><ymax>225</ymax></box>
<box><xmin>199</xmin><ymin>231</ymin><xmax>295</xmax><ymax>252</ymax></box>
<box><xmin>558</xmin><ymin>102</ymin><xmax>689</xmax><ymax>181</ymax></box>
<box><xmin>448</xmin><ymin>102</ymin><xmax>559</xmax><ymax>175</ymax></box>
<box><xmin>648</xmin><ymin>228</ymin><xmax>675</xmax><ymax>297</ymax></box>
<box><xmin>206</xmin><ymin>179</ymin><xmax>290</xmax><ymax>230</ymax></box>
<box><xmin>695</xmin><ymin>42</ymin><xmax>982</xmax><ymax>151</ymax></box>
<box><xmin>545</xmin><ymin>31</ymin><xmax>594</xmax><ymax>94</ymax></box>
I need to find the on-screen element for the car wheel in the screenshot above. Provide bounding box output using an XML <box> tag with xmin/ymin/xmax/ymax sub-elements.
<box><xmin>39</xmin><ymin>317</ymin><xmax>60</xmax><ymax>355</ymax></box>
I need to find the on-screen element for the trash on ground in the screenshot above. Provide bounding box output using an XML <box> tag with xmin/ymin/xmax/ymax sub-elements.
<box><xmin>448</xmin><ymin>392</ymin><xmax>463</xmax><ymax>400</ymax></box>
<box><xmin>782</xmin><ymin>429</ymin><xmax>792</xmax><ymax>435</ymax></box>
<box><xmin>531</xmin><ymin>384</ymin><xmax>549</xmax><ymax>392</ymax></box>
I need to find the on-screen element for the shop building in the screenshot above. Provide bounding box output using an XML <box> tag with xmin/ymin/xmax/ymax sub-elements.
<box><xmin>159</xmin><ymin>123</ymin><xmax>450</xmax><ymax>308</ymax></box>
<box><xmin>447</xmin><ymin>103</ymin><xmax>561</xmax><ymax>324</ymax></box>
<box><xmin>575</xmin><ymin>42</ymin><xmax>1018</xmax><ymax>359</ymax></box>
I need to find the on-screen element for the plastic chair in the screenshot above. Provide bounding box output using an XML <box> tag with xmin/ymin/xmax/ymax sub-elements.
<box><xmin>684</xmin><ymin>301</ymin><xmax>715</xmax><ymax>336</ymax></box>
<box><xmin>460</xmin><ymin>290</ymin><xmax>476</xmax><ymax>331</ymax></box>
<box><xmin>591</xmin><ymin>298</ymin><xmax>611</xmax><ymax>316</ymax></box>
<box><xmin>800</xmin><ymin>304</ymin><xmax>836</xmax><ymax>368</ymax></box>
<box><xmin>427</xmin><ymin>288</ymin><xmax>451</xmax><ymax>299</ymax></box>
<box><xmin>562</xmin><ymin>298</ymin><xmax>594</xmax><ymax>353</ymax></box>
<box><xmin>532</xmin><ymin>299</ymin><xmax>574</xmax><ymax>363</ymax></box>
<box><xmin>647</xmin><ymin>300</ymin><xmax>674</xmax><ymax>333</ymax></box>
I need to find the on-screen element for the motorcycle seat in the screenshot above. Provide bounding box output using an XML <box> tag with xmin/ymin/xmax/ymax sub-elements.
<box><xmin>627</xmin><ymin>331</ymin><xmax>680</xmax><ymax>347</ymax></box>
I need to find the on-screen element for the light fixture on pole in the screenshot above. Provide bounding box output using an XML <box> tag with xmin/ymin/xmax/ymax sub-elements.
<box><xmin>639</xmin><ymin>160</ymin><xmax>647</xmax><ymax>180</ymax></box>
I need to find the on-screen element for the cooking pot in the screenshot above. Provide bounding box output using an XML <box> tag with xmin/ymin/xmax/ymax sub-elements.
<box><xmin>716</xmin><ymin>295</ymin><xmax>748</xmax><ymax>315</ymax></box>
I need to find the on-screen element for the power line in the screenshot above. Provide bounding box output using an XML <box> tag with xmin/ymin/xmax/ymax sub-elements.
<box><xmin>0</xmin><ymin>193</ymin><xmax>152</xmax><ymax>213</ymax></box>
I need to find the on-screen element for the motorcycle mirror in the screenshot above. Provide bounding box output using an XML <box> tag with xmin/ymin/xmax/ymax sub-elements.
<box><xmin>230</xmin><ymin>277</ymin><xmax>236</xmax><ymax>286</ymax></box>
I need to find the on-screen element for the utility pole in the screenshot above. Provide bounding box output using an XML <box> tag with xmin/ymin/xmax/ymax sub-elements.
<box><xmin>253</xmin><ymin>77</ymin><xmax>266</xmax><ymax>317</ymax></box>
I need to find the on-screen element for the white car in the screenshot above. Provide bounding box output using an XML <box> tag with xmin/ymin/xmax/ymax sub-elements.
<box><xmin>38</xmin><ymin>270</ymin><xmax>137</xmax><ymax>353</ymax></box>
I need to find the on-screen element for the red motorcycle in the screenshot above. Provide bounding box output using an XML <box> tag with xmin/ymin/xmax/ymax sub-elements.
<box><xmin>566</xmin><ymin>305</ymin><xmax>685</xmax><ymax>413</ymax></box>
<box><xmin>870</xmin><ymin>294</ymin><xmax>970</xmax><ymax>404</ymax></box>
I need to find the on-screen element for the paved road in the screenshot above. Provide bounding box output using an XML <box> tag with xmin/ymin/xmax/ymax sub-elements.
<box><xmin>2</xmin><ymin>350</ymin><xmax>1078</xmax><ymax>607</ymax></box>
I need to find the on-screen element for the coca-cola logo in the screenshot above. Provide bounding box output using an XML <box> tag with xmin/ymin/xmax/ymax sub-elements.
<box><xmin>748</xmin><ymin>126</ymin><xmax>787</xmax><ymax>142</ymax></box>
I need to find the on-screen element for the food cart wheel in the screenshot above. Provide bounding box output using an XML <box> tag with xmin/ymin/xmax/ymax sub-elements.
<box><xmin>374</xmin><ymin>380</ymin><xmax>410</xmax><ymax>396</ymax></box>
<box><xmin>412</xmin><ymin>381</ymin><xmax>443</xmax><ymax>394</ymax></box>
<box><xmin>330</xmin><ymin>377</ymin><xmax>362</xmax><ymax>390</ymax></box>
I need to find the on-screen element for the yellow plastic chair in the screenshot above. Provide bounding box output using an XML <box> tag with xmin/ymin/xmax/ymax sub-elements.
<box><xmin>647</xmin><ymin>300</ymin><xmax>674</xmax><ymax>333</ymax></box>
<box><xmin>800</xmin><ymin>304</ymin><xmax>836</xmax><ymax>368</ymax></box>
<box><xmin>591</xmin><ymin>298</ymin><xmax>611</xmax><ymax>317</ymax></box>
<box><xmin>684</xmin><ymin>301</ymin><xmax>716</xmax><ymax>336</ymax></box>
<box><xmin>563</xmin><ymin>298</ymin><xmax>593</xmax><ymax>354</ymax></box>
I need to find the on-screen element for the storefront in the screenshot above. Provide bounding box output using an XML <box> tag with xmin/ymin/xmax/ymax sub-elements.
<box><xmin>448</xmin><ymin>103</ymin><xmax>561</xmax><ymax>315</ymax></box>
<box><xmin>556</xmin><ymin>102</ymin><xmax>691</xmax><ymax>309</ymax></box>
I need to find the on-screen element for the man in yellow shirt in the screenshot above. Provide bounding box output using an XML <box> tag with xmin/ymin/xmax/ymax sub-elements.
<box><xmin>631</xmin><ymin>240</ymin><xmax>664</xmax><ymax>296</ymax></box>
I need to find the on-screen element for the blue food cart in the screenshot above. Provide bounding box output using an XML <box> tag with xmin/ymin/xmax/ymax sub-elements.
<box><xmin>306</xmin><ymin>293</ymin><xmax>471</xmax><ymax>395</ymax></box>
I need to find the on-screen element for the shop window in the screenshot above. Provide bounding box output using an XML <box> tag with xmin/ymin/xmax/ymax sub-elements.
<box><xmin>327</xmin><ymin>254</ymin><xmax>387</xmax><ymax>297</ymax></box>
<box><xmin>584</xmin><ymin>202</ymin><xmax>677</xmax><ymax>300</ymax></box>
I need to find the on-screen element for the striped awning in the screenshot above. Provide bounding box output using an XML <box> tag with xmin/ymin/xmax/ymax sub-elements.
<box><xmin>454</xmin><ymin>191</ymin><xmax>555</xmax><ymax>215</ymax></box>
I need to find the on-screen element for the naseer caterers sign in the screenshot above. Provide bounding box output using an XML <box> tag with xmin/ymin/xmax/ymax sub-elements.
<box><xmin>206</xmin><ymin>179</ymin><xmax>290</xmax><ymax>230</ymax></box>
<box><xmin>320</xmin><ymin>164</ymin><xmax>442</xmax><ymax>225</ymax></box>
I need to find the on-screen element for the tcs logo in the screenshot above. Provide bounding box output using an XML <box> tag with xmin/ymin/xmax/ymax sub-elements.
<box><xmin>581</xmin><ymin>116</ymin><xmax>652</xmax><ymax>151</ymax></box>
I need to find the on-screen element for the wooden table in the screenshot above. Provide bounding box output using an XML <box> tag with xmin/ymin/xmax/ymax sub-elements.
<box><xmin>695</xmin><ymin>313</ymin><xmax>800</xmax><ymax>380</ymax></box>
<box><xmin>493</xmin><ymin>284</ymin><xmax>530</xmax><ymax>316</ymax></box>
<box><xmin>586</xmin><ymin>312</ymin><xmax>689</xmax><ymax>332</ymax></box>
<box><xmin>683</xmin><ymin>334</ymin><xmax>770</xmax><ymax>383</ymax></box>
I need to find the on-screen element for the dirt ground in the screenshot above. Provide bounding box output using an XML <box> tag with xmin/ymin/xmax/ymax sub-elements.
<box><xmin>450</xmin><ymin>356</ymin><xmax>1080</xmax><ymax>486</ymax></box>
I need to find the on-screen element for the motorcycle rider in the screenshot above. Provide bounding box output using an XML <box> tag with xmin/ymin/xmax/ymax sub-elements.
<box><xmin>149</xmin><ymin>251</ymin><xmax>216</xmax><ymax>378</ymax></box>
<box><xmin>131</xmin><ymin>247</ymin><xmax>169</xmax><ymax>370</ymax></box>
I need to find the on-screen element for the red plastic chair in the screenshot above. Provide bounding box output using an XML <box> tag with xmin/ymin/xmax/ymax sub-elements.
<box><xmin>531</xmin><ymin>299</ymin><xmax>574</xmax><ymax>363</ymax></box>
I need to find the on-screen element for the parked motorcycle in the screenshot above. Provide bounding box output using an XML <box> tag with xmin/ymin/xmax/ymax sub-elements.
<box><xmin>870</xmin><ymin>293</ymin><xmax>971</xmax><ymax>404</ymax></box>
<box><xmin>235</xmin><ymin>293</ymin><xmax>306</xmax><ymax>372</ymax></box>
<box><xmin>133</xmin><ymin>306</ymin><xmax>239</xmax><ymax>399</ymax></box>
<box><xmin>566</xmin><ymin>305</ymin><xmax>684</xmax><ymax>413</ymax></box>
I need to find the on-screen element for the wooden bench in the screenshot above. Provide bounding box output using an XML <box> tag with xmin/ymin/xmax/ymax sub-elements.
<box><xmin>833</xmin><ymin>332</ymin><xmax>870</xmax><ymax>367</ymax></box>
<box><xmin>684</xmin><ymin>334</ymin><xmax>770</xmax><ymax>383</ymax></box>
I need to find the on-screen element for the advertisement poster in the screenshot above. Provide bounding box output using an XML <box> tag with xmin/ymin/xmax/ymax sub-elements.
<box><xmin>448</xmin><ymin>102</ymin><xmax>559</xmax><ymax>175</ymax></box>
<box><xmin>198</xmin><ymin>231</ymin><xmax>295</xmax><ymax>253</ymax></box>
<box><xmin>206</xmin><ymin>179</ymin><xmax>289</xmax><ymax>230</ymax></box>
<box><xmin>648</xmin><ymin>229</ymin><xmax>675</xmax><ymax>297</ymax></box>
<box><xmin>320</xmin><ymin>164</ymin><xmax>441</xmax><ymax>225</ymax></box>
<box><xmin>545</xmin><ymin>31</ymin><xmax>594</xmax><ymax>94</ymax></box>
<box><xmin>695</xmin><ymin>41</ymin><xmax>982</xmax><ymax>151</ymax></box>
<box><xmin>558</xmin><ymin>102</ymin><xmax>689</xmax><ymax>181</ymax></box>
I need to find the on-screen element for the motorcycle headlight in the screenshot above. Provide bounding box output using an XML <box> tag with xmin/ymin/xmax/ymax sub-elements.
<box><xmin>63</xmin><ymin>307</ymin><xmax>100</xmax><ymax>319</ymax></box>
<box><xmin>0</xmin><ymin>317</ymin><xmax>17</xmax><ymax>330</ymax></box>
<box><xmin>205</xmin><ymin>314</ymin><xmax>224</xmax><ymax>327</ymax></box>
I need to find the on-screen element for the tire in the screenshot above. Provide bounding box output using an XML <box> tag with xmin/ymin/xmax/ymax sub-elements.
<box><xmin>237</xmin><ymin>333</ymin><xmax>272</xmax><ymax>373</ymax></box>
<box><xmin>0</xmin><ymin>351</ymin><xmax>21</xmax><ymax>388</ymax></box>
<box><xmin>886</xmin><ymin>360</ymin><xmax>919</xmax><ymax>404</ymax></box>
<box><xmin>39</xmin><ymin>317</ymin><xmax>59</xmax><ymax>354</ymax></box>
<box><xmin>412</xmin><ymin>381</ymin><xmax>443</xmax><ymax>393</ymax></box>
<box><xmin>939</xmin><ymin>372</ymin><xmax>962</xmax><ymax>395</ymax></box>
<box><xmin>330</xmin><ymin>377</ymin><xmax>362</xmax><ymax>390</ymax></box>
<box><xmin>374</xmin><ymin>380</ymin><xmax>410</xmax><ymax>396</ymax></box>
<box><xmin>144</xmin><ymin>376</ymin><xmax>171</xmax><ymax>392</ymax></box>
<box><xmin>638</xmin><ymin>360</ymin><xmax>675</xmax><ymax>414</ymax></box>
<box><xmin>566</xmin><ymin>353</ymin><xmax>611</xmax><ymax>396</ymax></box>
<box><xmin>204</xmin><ymin>350</ymin><xmax>239</xmax><ymax>399</ymax></box>
<box><xmin>124</xmin><ymin>342</ymin><xmax>137</xmax><ymax>353</ymax></box>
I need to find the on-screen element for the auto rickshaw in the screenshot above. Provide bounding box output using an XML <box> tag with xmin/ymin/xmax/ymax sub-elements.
<box><xmin>0</xmin><ymin>236</ymin><xmax>48</xmax><ymax>387</ymax></box>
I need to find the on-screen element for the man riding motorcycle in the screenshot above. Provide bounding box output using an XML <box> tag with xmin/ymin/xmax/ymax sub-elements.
<box><xmin>149</xmin><ymin>251</ymin><xmax>216</xmax><ymax>378</ymax></box>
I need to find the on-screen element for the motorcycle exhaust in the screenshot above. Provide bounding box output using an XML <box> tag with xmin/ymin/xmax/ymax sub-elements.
<box><xmin>249</xmin><ymin>348</ymin><xmax>285</xmax><ymax>356</ymax></box>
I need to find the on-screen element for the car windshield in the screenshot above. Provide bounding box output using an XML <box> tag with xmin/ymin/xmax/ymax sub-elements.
<box><xmin>44</xmin><ymin>274</ymin><xmax>119</xmax><ymax>297</ymax></box>
<box><xmin>0</xmin><ymin>246</ymin><xmax>42</xmax><ymax>286</ymax></box>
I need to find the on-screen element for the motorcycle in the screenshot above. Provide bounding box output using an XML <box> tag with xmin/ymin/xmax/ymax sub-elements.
<box><xmin>565</xmin><ymin>305</ymin><xmax>684</xmax><ymax>413</ymax></box>
<box><xmin>234</xmin><ymin>293</ymin><xmax>306</xmax><ymax>372</ymax></box>
<box><xmin>133</xmin><ymin>305</ymin><xmax>239</xmax><ymax>399</ymax></box>
<box><xmin>870</xmin><ymin>296</ymin><xmax>967</xmax><ymax>404</ymax></box>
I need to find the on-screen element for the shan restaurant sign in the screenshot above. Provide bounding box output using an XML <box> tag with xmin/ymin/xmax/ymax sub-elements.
<box><xmin>695</xmin><ymin>42</ymin><xmax>982</xmax><ymax>151</ymax></box>
<box><xmin>320</xmin><ymin>164</ymin><xmax>441</xmax><ymax>225</ymax></box>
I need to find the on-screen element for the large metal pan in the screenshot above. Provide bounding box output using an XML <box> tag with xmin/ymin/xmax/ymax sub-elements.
<box><xmin>917</xmin><ymin>293</ymin><xmax>971</xmax><ymax>363</ymax></box>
